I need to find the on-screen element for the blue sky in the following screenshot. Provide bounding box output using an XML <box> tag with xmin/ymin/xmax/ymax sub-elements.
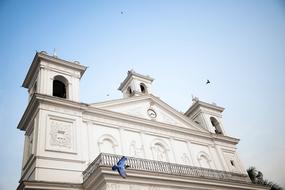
<box><xmin>0</xmin><ymin>0</ymin><xmax>285</xmax><ymax>189</ymax></box>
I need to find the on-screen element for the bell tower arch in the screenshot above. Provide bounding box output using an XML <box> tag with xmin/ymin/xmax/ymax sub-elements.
<box><xmin>185</xmin><ymin>98</ymin><xmax>226</xmax><ymax>135</ymax></box>
<box><xmin>22</xmin><ymin>51</ymin><xmax>87</xmax><ymax>101</ymax></box>
<box><xmin>118</xmin><ymin>70</ymin><xmax>154</xmax><ymax>98</ymax></box>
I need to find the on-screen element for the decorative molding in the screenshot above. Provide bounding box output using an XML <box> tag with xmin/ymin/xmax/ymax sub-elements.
<box><xmin>181</xmin><ymin>153</ymin><xmax>190</xmax><ymax>165</ymax></box>
<box><xmin>49</xmin><ymin>120</ymin><xmax>72</xmax><ymax>148</ymax></box>
<box><xmin>197</xmin><ymin>151</ymin><xmax>212</xmax><ymax>169</ymax></box>
<box><xmin>150</xmin><ymin>139</ymin><xmax>169</xmax><ymax>162</ymax></box>
<box><xmin>129</xmin><ymin>140</ymin><xmax>144</xmax><ymax>158</ymax></box>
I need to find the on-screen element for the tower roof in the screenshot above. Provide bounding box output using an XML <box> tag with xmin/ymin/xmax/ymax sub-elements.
<box><xmin>22</xmin><ymin>51</ymin><xmax>87</xmax><ymax>88</ymax></box>
<box><xmin>118</xmin><ymin>70</ymin><xmax>154</xmax><ymax>91</ymax></box>
<box><xmin>184</xmin><ymin>99</ymin><xmax>225</xmax><ymax>117</ymax></box>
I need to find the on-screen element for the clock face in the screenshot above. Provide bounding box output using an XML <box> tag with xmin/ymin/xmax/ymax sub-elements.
<box><xmin>147</xmin><ymin>109</ymin><xmax>157</xmax><ymax>118</ymax></box>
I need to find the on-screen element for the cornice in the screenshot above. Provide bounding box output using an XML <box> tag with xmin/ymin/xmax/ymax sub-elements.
<box><xmin>17</xmin><ymin>180</ymin><xmax>82</xmax><ymax>190</ymax></box>
<box><xmin>17</xmin><ymin>94</ymin><xmax>239</xmax><ymax>145</ymax></box>
<box><xmin>85</xmin><ymin>103</ymin><xmax>239</xmax><ymax>145</ymax></box>
<box><xmin>185</xmin><ymin>100</ymin><xmax>225</xmax><ymax>116</ymax></box>
<box><xmin>91</xmin><ymin>94</ymin><xmax>207</xmax><ymax>133</ymax></box>
<box><xmin>17</xmin><ymin>93</ymin><xmax>87</xmax><ymax>131</ymax></box>
<box><xmin>17</xmin><ymin>94</ymin><xmax>40</xmax><ymax>131</ymax></box>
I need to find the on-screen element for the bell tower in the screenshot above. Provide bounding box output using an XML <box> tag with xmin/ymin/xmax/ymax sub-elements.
<box><xmin>22</xmin><ymin>51</ymin><xmax>87</xmax><ymax>101</ymax></box>
<box><xmin>118</xmin><ymin>70</ymin><xmax>154</xmax><ymax>98</ymax></box>
<box><xmin>185</xmin><ymin>97</ymin><xmax>226</xmax><ymax>135</ymax></box>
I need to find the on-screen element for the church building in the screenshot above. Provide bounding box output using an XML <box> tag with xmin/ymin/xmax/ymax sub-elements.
<box><xmin>17</xmin><ymin>51</ymin><xmax>268</xmax><ymax>190</ymax></box>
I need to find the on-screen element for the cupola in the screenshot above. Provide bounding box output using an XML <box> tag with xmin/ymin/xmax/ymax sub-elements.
<box><xmin>118</xmin><ymin>70</ymin><xmax>154</xmax><ymax>98</ymax></box>
<box><xmin>185</xmin><ymin>97</ymin><xmax>226</xmax><ymax>135</ymax></box>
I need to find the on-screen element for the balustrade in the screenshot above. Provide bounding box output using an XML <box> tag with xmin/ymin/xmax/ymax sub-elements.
<box><xmin>83</xmin><ymin>153</ymin><xmax>250</xmax><ymax>183</ymax></box>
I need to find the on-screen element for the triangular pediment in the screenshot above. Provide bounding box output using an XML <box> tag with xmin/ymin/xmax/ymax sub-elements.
<box><xmin>90</xmin><ymin>95</ymin><xmax>207</xmax><ymax>132</ymax></box>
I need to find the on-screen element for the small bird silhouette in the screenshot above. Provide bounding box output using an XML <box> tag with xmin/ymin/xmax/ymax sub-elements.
<box><xmin>121</xmin><ymin>11</ymin><xmax>124</xmax><ymax>14</ymax></box>
<box><xmin>206</xmin><ymin>79</ymin><xmax>210</xmax><ymax>84</ymax></box>
<box><xmin>112</xmin><ymin>156</ymin><xmax>129</xmax><ymax>178</ymax></box>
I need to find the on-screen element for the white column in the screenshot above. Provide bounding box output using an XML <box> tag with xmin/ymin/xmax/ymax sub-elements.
<box><xmin>215</xmin><ymin>145</ymin><xmax>228</xmax><ymax>171</ymax></box>
<box><xmin>208</xmin><ymin>145</ymin><xmax>217</xmax><ymax>169</ymax></box>
<box><xmin>186</xmin><ymin>141</ymin><xmax>195</xmax><ymax>166</ymax></box>
<box><xmin>169</xmin><ymin>138</ymin><xmax>177</xmax><ymax>163</ymax></box>
<box><xmin>140</xmin><ymin>132</ymin><xmax>147</xmax><ymax>159</ymax></box>
<box><xmin>119</xmin><ymin>128</ymin><xmax>125</xmax><ymax>155</ymax></box>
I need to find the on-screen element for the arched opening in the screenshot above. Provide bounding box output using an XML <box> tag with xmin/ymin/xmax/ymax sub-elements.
<box><xmin>53</xmin><ymin>75</ymin><xmax>68</xmax><ymax>99</ymax></box>
<box><xmin>140</xmin><ymin>83</ymin><xmax>147</xmax><ymax>94</ymax></box>
<box><xmin>127</xmin><ymin>86</ymin><xmax>132</xmax><ymax>97</ymax></box>
<box><xmin>210</xmin><ymin>117</ymin><xmax>223</xmax><ymax>134</ymax></box>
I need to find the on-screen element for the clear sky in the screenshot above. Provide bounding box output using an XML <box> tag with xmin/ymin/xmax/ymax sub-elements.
<box><xmin>0</xmin><ymin>0</ymin><xmax>284</xmax><ymax>189</ymax></box>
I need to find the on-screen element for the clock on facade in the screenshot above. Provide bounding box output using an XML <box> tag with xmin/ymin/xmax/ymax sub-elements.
<box><xmin>147</xmin><ymin>109</ymin><xmax>157</xmax><ymax>118</ymax></box>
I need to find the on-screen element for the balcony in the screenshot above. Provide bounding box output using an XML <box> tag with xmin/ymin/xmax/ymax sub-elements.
<box><xmin>83</xmin><ymin>153</ymin><xmax>251</xmax><ymax>184</ymax></box>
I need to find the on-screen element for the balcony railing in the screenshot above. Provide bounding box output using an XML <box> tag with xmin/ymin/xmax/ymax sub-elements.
<box><xmin>83</xmin><ymin>153</ymin><xmax>251</xmax><ymax>183</ymax></box>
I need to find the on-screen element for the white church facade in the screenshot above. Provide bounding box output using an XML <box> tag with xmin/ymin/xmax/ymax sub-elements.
<box><xmin>17</xmin><ymin>51</ymin><xmax>268</xmax><ymax>190</ymax></box>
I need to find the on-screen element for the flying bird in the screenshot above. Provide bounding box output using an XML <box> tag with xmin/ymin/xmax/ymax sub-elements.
<box><xmin>206</xmin><ymin>79</ymin><xmax>210</xmax><ymax>84</ymax></box>
<box><xmin>121</xmin><ymin>11</ymin><xmax>124</xmax><ymax>14</ymax></box>
<box><xmin>112</xmin><ymin>156</ymin><xmax>129</xmax><ymax>178</ymax></box>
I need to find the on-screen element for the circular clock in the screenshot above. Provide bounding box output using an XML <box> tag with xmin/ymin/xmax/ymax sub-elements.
<box><xmin>147</xmin><ymin>109</ymin><xmax>157</xmax><ymax>118</ymax></box>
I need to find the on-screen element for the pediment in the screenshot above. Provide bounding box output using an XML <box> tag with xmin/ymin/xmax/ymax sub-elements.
<box><xmin>90</xmin><ymin>95</ymin><xmax>206</xmax><ymax>132</ymax></box>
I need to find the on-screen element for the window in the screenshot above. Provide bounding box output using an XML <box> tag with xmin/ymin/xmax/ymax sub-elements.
<box><xmin>210</xmin><ymin>117</ymin><xmax>223</xmax><ymax>134</ymax></box>
<box><xmin>53</xmin><ymin>75</ymin><xmax>68</xmax><ymax>98</ymax></box>
<box><xmin>127</xmin><ymin>86</ymin><xmax>132</xmax><ymax>96</ymax></box>
<box><xmin>140</xmin><ymin>83</ymin><xmax>147</xmax><ymax>94</ymax></box>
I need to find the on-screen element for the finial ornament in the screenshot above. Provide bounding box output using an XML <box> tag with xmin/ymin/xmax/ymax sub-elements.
<box><xmin>192</xmin><ymin>96</ymin><xmax>199</xmax><ymax>102</ymax></box>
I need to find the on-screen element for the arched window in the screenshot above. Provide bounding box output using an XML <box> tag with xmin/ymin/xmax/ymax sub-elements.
<box><xmin>53</xmin><ymin>75</ymin><xmax>68</xmax><ymax>99</ymax></box>
<box><xmin>127</xmin><ymin>86</ymin><xmax>132</xmax><ymax>97</ymax></box>
<box><xmin>210</xmin><ymin>117</ymin><xmax>223</xmax><ymax>134</ymax></box>
<box><xmin>140</xmin><ymin>83</ymin><xmax>147</xmax><ymax>94</ymax></box>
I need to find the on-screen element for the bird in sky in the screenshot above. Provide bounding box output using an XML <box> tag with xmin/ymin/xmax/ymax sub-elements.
<box><xmin>112</xmin><ymin>156</ymin><xmax>130</xmax><ymax>178</ymax></box>
<box><xmin>121</xmin><ymin>11</ymin><xmax>124</xmax><ymax>14</ymax></box>
<box><xmin>206</xmin><ymin>79</ymin><xmax>210</xmax><ymax>84</ymax></box>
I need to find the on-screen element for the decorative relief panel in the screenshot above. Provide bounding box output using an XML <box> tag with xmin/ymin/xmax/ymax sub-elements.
<box><xmin>181</xmin><ymin>153</ymin><xmax>190</xmax><ymax>165</ymax></box>
<box><xmin>129</xmin><ymin>140</ymin><xmax>144</xmax><ymax>158</ymax></box>
<box><xmin>151</xmin><ymin>143</ymin><xmax>168</xmax><ymax>162</ymax></box>
<box><xmin>46</xmin><ymin>116</ymin><xmax>76</xmax><ymax>153</ymax></box>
